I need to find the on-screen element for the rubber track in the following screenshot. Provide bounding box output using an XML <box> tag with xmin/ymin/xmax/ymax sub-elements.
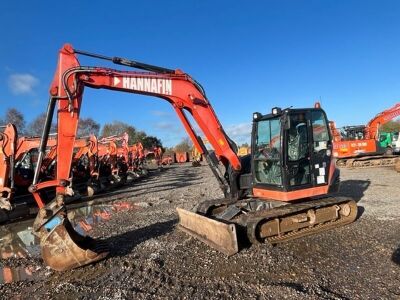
<box><xmin>337</xmin><ymin>155</ymin><xmax>399</xmax><ymax>169</ymax></box>
<box><xmin>244</xmin><ymin>197</ymin><xmax>357</xmax><ymax>244</ymax></box>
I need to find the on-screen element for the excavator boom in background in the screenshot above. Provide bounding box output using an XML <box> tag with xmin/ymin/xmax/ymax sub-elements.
<box><xmin>0</xmin><ymin>126</ymin><xmax>58</xmax><ymax>211</ymax></box>
<box><xmin>29</xmin><ymin>44</ymin><xmax>357</xmax><ymax>271</ymax></box>
<box><xmin>330</xmin><ymin>103</ymin><xmax>400</xmax><ymax>168</ymax></box>
<box><xmin>0</xmin><ymin>124</ymin><xmax>17</xmax><ymax>210</ymax></box>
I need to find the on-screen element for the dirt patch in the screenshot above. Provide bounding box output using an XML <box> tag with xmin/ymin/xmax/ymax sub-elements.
<box><xmin>0</xmin><ymin>164</ymin><xmax>399</xmax><ymax>299</ymax></box>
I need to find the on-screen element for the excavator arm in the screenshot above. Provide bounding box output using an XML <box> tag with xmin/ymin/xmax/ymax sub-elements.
<box><xmin>30</xmin><ymin>44</ymin><xmax>241</xmax><ymax>207</ymax></box>
<box><xmin>0</xmin><ymin>124</ymin><xmax>17</xmax><ymax>210</ymax></box>
<box><xmin>365</xmin><ymin>103</ymin><xmax>400</xmax><ymax>139</ymax></box>
<box><xmin>99</xmin><ymin>132</ymin><xmax>129</xmax><ymax>164</ymax></box>
<box><xmin>15</xmin><ymin>136</ymin><xmax>57</xmax><ymax>162</ymax></box>
<box><xmin>27</xmin><ymin>44</ymin><xmax>245</xmax><ymax>271</ymax></box>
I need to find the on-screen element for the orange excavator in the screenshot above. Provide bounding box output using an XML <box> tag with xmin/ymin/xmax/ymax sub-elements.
<box><xmin>191</xmin><ymin>145</ymin><xmax>202</xmax><ymax>167</ymax></box>
<box><xmin>0</xmin><ymin>126</ymin><xmax>102</xmax><ymax>222</ymax></box>
<box><xmin>128</xmin><ymin>142</ymin><xmax>148</xmax><ymax>177</ymax></box>
<box><xmin>0</xmin><ymin>124</ymin><xmax>18</xmax><ymax>211</ymax></box>
<box><xmin>16</xmin><ymin>134</ymin><xmax>98</xmax><ymax>196</ymax></box>
<box><xmin>0</xmin><ymin>125</ymin><xmax>57</xmax><ymax>212</ymax></box>
<box><xmin>70</xmin><ymin>135</ymin><xmax>102</xmax><ymax>196</ymax></box>
<box><xmin>331</xmin><ymin>103</ymin><xmax>400</xmax><ymax>168</ymax></box>
<box><xmin>29</xmin><ymin>44</ymin><xmax>357</xmax><ymax>271</ymax></box>
<box><xmin>153</xmin><ymin>146</ymin><xmax>163</xmax><ymax>166</ymax></box>
<box><xmin>97</xmin><ymin>133</ymin><xmax>130</xmax><ymax>186</ymax></box>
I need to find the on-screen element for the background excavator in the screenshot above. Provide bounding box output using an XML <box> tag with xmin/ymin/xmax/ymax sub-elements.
<box><xmin>0</xmin><ymin>126</ymin><xmax>104</xmax><ymax>222</ymax></box>
<box><xmin>97</xmin><ymin>133</ymin><xmax>129</xmax><ymax>187</ymax></box>
<box><xmin>128</xmin><ymin>142</ymin><xmax>147</xmax><ymax>175</ymax></box>
<box><xmin>191</xmin><ymin>146</ymin><xmax>202</xmax><ymax>167</ymax></box>
<box><xmin>0</xmin><ymin>125</ymin><xmax>58</xmax><ymax>214</ymax></box>
<box><xmin>29</xmin><ymin>44</ymin><xmax>357</xmax><ymax>271</ymax></box>
<box><xmin>330</xmin><ymin>103</ymin><xmax>400</xmax><ymax>168</ymax></box>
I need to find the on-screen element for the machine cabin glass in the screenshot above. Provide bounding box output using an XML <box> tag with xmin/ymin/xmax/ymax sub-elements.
<box><xmin>253</xmin><ymin>117</ymin><xmax>283</xmax><ymax>186</ymax></box>
<box><xmin>252</xmin><ymin>108</ymin><xmax>332</xmax><ymax>192</ymax></box>
<box><xmin>309</xmin><ymin>110</ymin><xmax>331</xmax><ymax>186</ymax></box>
<box><xmin>286</xmin><ymin>112</ymin><xmax>311</xmax><ymax>187</ymax></box>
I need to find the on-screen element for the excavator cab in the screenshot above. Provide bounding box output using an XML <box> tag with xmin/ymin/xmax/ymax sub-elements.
<box><xmin>252</xmin><ymin>107</ymin><xmax>336</xmax><ymax>194</ymax></box>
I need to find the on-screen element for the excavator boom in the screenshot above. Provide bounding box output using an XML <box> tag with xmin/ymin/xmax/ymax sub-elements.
<box><xmin>365</xmin><ymin>102</ymin><xmax>400</xmax><ymax>139</ymax></box>
<box><xmin>29</xmin><ymin>44</ymin><xmax>242</xmax><ymax>271</ymax></box>
<box><xmin>0</xmin><ymin>124</ymin><xmax>17</xmax><ymax>210</ymax></box>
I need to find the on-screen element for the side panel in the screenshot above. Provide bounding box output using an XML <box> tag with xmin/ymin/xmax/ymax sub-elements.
<box><xmin>333</xmin><ymin>139</ymin><xmax>379</xmax><ymax>158</ymax></box>
<box><xmin>253</xmin><ymin>185</ymin><xmax>329</xmax><ymax>201</ymax></box>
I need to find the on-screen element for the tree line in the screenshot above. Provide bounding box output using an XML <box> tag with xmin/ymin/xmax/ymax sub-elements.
<box><xmin>380</xmin><ymin>120</ymin><xmax>400</xmax><ymax>133</ymax></box>
<box><xmin>0</xmin><ymin>108</ymin><xmax>163</xmax><ymax>149</ymax></box>
<box><xmin>168</xmin><ymin>121</ymin><xmax>400</xmax><ymax>154</ymax></box>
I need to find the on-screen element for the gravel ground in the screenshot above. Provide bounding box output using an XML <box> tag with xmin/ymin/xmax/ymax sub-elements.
<box><xmin>0</xmin><ymin>164</ymin><xmax>399</xmax><ymax>299</ymax></box>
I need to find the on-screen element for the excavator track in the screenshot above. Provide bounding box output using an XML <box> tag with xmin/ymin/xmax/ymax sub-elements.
<box><xmin>336</xmin><ymin>155</ymin><xmax>399</xmax><ymax>169</ymax></box>
<box><xmin>395</xmin><ymin>159</ymin><xmax>400</xmax><ymax>172</ymax></box>
<box><xmin>245</xmin><ymin>197</ymin><xmax>357</xmax><ymax>244</ymax></box>
<box><xmin>178</xmin><ymin>197</ymin><xmax>358</xmax><ymax>255</ymax></box>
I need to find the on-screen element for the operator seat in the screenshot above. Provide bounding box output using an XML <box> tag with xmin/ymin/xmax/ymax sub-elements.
<box><xmin>255</xmin><ymin>145</ymin><xmax>282</xmax><ymax>185</ymax></box>
<box><xmin>288</xmin><ymin>122</ymin><xmax>310</xmax><ymax>185</ymax></box>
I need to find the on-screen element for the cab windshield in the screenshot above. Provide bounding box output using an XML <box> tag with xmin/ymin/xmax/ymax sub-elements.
<box><xmin>254</xmin><ymin>117</ymin><xmax>282</xmax><ymax>185</ymax></box>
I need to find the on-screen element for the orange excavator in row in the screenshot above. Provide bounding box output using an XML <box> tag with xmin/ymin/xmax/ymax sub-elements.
<box><xmin>29</xmin><ymin>44</ymin><xmax>357</xmax><ymax>271</ymax></box>
<box><xmin>0</xmin><ymin>125</ymin><xmax>58</xmax><ymax>213</ymax></box>
<box><xmin>128</xmin><ymin>142</ymin><xmax>146</xmax><ymax>175</ymax></box>
<box><xmin>72</xmin><ymin>132</ymin><xmax>146</xmax><ymax>195</ymax></box>
<box><xmin>96</xmin><ymin>133</ymin><xmax>132</xmax><ymax>188</ymax></box>
<box><xmin>330</xmin><ymin>103</ymin><xmax>400</xmax><ymax>168</ymax></box>
<box><xmin>0</xmin><ymin>125</ymin><xmax>105</xmax><ymax>222</ymax></box>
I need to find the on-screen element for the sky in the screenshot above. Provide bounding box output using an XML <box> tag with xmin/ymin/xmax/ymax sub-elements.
<box><xmin>1</xmin><ymin>0</ymin><xmax>400</xmax><ymax>147</ymax></box>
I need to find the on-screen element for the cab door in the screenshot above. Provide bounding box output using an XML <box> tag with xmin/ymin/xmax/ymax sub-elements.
<box><xmin>252</xmin><ymin>117</ymin><xmax>283</xmax><ymax>188</ymax></box>
<box><xmin>284</xmin><ymin>111</ymin><xmax>312</xmax><ymax>189</ymax></box>
<box><xmin>309</xmin><ymin>110</ymin><xmax>332</xmax><ymax>187</ymax></box>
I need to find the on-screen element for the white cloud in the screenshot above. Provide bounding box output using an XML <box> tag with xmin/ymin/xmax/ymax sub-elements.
<box><xmin>154</xmin><ymin>121</ymin><xmax>176</xmax><ymax>130</ymax></box>
<box><xmin>154</xmin><ymin>120</ymin><xmax>252</xmax><ymax>147</ymax></box>
<box><xmin>150</xmin><ymin>110</ymin><xmax>170</xmax><ymax>117</ymax></box>
<box><xmin>30</xmin><ymin>99</ymin><xmax>42</xmax><ymax>107</ymax></box>
<box><xmin>225</xmin><ymin>122</ymin><xmax>252</xmax><ymax>145</ymax></box>
<box><xmin>8</xmin><ymin>73</ymin><xmax>39</xmax><ymax>95</ymax></box>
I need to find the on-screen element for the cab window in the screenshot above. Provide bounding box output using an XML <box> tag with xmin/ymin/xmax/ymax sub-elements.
<box><xmin>311</xmin><ymin>111</ymin><xmax>330</xmax><ymax>153</ymax></box>
<box><xmin>254</xmin><ymin>118</ymin><xmax>282</xmax><ymax>185</ymax></box>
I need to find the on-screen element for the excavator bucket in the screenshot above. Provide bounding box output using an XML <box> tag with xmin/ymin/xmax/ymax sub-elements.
<box><xmin>176</xmin><ymin>207</ymin><xmax>238</xmax><ymax>256</ymax></box>
<box><xmin>35</xmin><ymin>208</ymin><xmax>109</xmax><ymax>271</ymax></box>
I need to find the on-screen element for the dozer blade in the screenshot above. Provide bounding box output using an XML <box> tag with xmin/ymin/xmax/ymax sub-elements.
<box><xmin>176</xmin><ymin>207</ymin><xmax>238</xmax><ymax>256</ymax></box>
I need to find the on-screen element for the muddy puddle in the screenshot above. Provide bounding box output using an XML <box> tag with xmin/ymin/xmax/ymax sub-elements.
<box><xmin>0</xmin><ymin>200</ymin><xmax>140</xmax><ymax>283</ymax></box>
